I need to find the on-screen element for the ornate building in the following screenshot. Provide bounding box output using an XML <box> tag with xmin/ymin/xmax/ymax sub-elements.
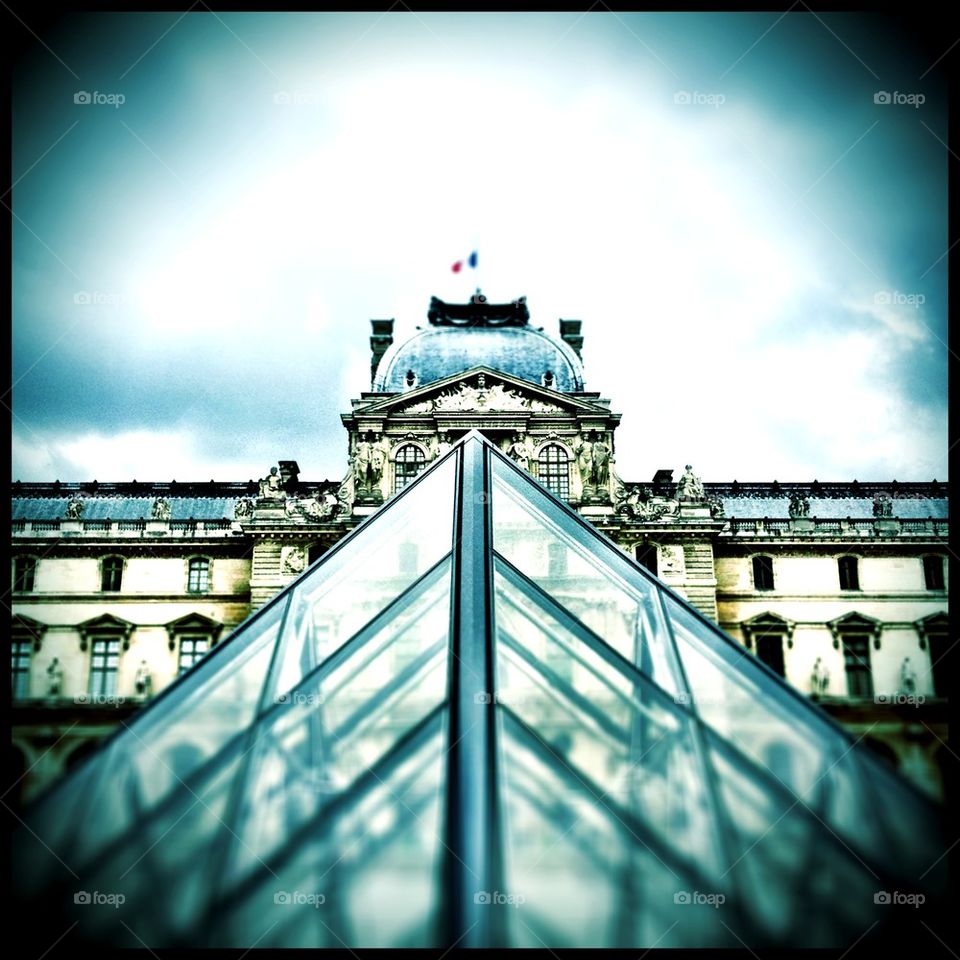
<box><xmin>10</xmin><ymin>293</ymin><xmax>950</xmax><ymax>804</ymax></box>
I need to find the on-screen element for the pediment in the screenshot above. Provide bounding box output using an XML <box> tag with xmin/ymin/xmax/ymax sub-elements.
<box><xmin>355</xmin><ymin>367</ymin><xmax>611</xmax><ymax>418</ymax></box>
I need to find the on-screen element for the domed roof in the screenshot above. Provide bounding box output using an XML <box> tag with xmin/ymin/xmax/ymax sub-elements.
<box><xmin>374</xmin><ymin>295</ymin><xmax>585</xmax><ymax>392</ymax></box>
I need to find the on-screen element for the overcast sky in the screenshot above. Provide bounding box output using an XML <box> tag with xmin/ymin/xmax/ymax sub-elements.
<box><xmin>11</xmin><ymin>11</ymin><xmax>948</xmax><ymax>485</ymax></box>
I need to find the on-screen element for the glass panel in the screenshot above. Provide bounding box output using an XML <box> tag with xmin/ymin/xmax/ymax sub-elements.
<box><xmin>269</xmin><ymin>454</ymin><xmax>456</xmax><ymax>703</ymax></box>
<box><xmin>665</xmin><ymin>594</ymin><xmax>831</xmax><ymax>808</ymax></box>
<box><xmin>215</xmin><ymin>717</ymin><xmax>447</xmax><ymax>948</ymax></box>
<box><xmin>225</xmin><ymin>565</ymin><xmax>450</xmax><ymax>884</ymax></box>
<box><xmin>494</xmin><ymin>561</ymin><xmax>722</xmax><ymax>875</ymax></box>
<box><xmin>67</xmin><ymin>600</ymin><xmax>284</xmax><ymax>865</ymax></box>
<box><xmin>491</xmin><ymin>456</ymin><xmax>682</xmax><ymax>697</ymax></box>
<box><xmin>498</xmin><ymin>718</ymin><xmax>736</xmax><ymax>947</ymax></box>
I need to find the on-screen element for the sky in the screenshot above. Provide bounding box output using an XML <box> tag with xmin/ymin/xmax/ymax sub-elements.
<box><xmin>11</xmin><ymin>11</ymin><xmax>949</xmax><ymax>485</ymax></box>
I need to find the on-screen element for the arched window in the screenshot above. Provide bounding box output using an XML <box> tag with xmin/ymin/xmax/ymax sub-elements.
<box><xmin>394</xmin><ymin>444</ymin><xmax>426</xmax><ymax>493</ymax></box>
<box><xmin>101</xmin><ymin>556</ymin><xmax>124</xmax><ymax>592</ymax></box>
<box><xmin>537</xmin><ymin>444</ymin><xmax>570</xmax><ymax>500</ymax></box>
<box><xmin>187</xmin><ymin>557</ymin><xmax>210</xmax><ymax>594</ymax></box>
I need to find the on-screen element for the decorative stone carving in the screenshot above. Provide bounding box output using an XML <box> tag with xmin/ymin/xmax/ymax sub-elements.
<box><xmin>46</xmin><ymin>657</ymin><xmax>63</xmax><ymax>697</ymax></box>
<box><xmin>152</xmin><ymin>497</ymin><xmax>171</xmax><ymax>520</ymax></box>
<box><xmin>285</xmin><ymin>492</ymin><xmax>339</xmax><ymax>522</ymax></box>
<box><xmin>430</xmin><ymin>432</ymin><xmax>453</xmax><ymax>460</ymax></box>
<box><xmin>873</xmin><ymin>493</ymin><xmax>893</xmax><ymax>518</ymax></box>
<box><xmin>352</xmin><ymin>433</ymin><xmax>387</xmax><ymax>494</ymax></box>
<box><xmin>591</xmin><ymin>434</ymin><xmax>611</xmax><ymax>488</ymax></box>
<box><xmin>898</xmin><ymin>657</ymin><xmax>917</xmax><ymax>696</ymax></box>
<box><xmin>660</xmin><ymin>545</ymin><xmax>686</xmax><ymax>576</ymax></box>
<box><xmin>258</xmin><ymin>466</ymin><xmax>285</xmax><ymax>500</ymax></box>
<box><xmin>281</xmin><ymin>545</ymin><xmax>307</xmax><ymax>576</ymax></box>
<box><xmin>788</xmin><ymin>492</ymin><xmax>810</xmax><ymax>519</ymax></box>
<box><xmin>810</xmin><ymin>656</ymin><xmax>830</xmax><ymax>697</ymax></box>
<box><xmin>235</xmin><ymin>498</ymin><xmax>254</xmax><ymax>519</ymax></box>
<box><xmin>135</xmin><ymin>660</ymin><xmax>152</xmax><ymax>697</ymax></box>
<box><xmin>401</xmin><ymin>377</ymin><xmax>564</xmax><ymax>414</ymax></box>
<box><xmin>64</xmin><ymin>496</ymin><xmax>85</xmax><ymax>519</ymax></box>
<box><xmin>506</xmin><ymin>433</ymin><xmax>533</xmax><ymax>470</ymax></box>
<box><xmin>614</xmin><ymin>484</ymin><xmax>680</xmax><ymax>521</ymax></box>
<box><xmin>676</xmin><ymin>465</ymin><xmax>705</xmax><ymax>502</ymax></box>
<box><xmin>706</xmin><ymin>495</ymin><xmax>725</xmax><ymax>519</ymax></box>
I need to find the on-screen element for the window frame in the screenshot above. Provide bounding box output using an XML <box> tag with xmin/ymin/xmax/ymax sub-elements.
<box><xmin>838</xmin><ymin>555</ymin><xmax>860</xmax><ymax>591</ymax></box>
<box><xmin>13</xmin><ymin>555</ymin><xmax>37</xmax><ymax>593</ymax></box>
<box><xmin>88</xmin><ymin>635</ymin><xmax>122</xmax><ymax>698</ymax></box>
<box><xmin>393</xmin><ymin>443</ymin><xmax>427</xmax><ymax>494</ymax></box>
<box><xmin>177</xmin><ymin>633</ymin><xmax>212</xmax><ymax>676</ymax></box>
<box><xmin>100</xmin><ymin>555</ymin><xmax>125</xmax><ymax>593</ymax></box>
<box><xmin>752</xmin><ymin>554</ymin><xmax>775</xmax><ymax>591</ymax></box>
<box><xmin>187</xmin><ymin>556</ymin><xmax>211</xmax><ymax>594</ymax></box>
<box><xmin>536</xmin><ymin>443</ymin><xmax>571</xmax><ymax>501</ymax></box>
<box><xmin>923</xmin><ymin>555</ymin><xmax>945</xmax><ymax>591</ymax></box>
<box><xmin>11</xmin><ymin>640</ymin><xmax>32</xmax><ymax>698</ymax></box>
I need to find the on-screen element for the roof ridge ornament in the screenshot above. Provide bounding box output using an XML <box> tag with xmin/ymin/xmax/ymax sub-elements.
<box><xmin>427</xmin><ymin>294</ymin><xmax>529</xmax><ymax>328</ymax></box>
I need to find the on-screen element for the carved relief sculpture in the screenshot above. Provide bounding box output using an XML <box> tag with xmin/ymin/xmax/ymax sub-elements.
<box><xmin>152</xmin><ymin>497</ymin><xmax>171</xmax><ymax>520</ymax></box>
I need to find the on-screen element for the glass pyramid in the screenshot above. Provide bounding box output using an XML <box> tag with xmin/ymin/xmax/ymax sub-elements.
<box><xmin>12</xmin><ymin>433</ymin><xmax>947</xmax><ymax>949</ymax></box>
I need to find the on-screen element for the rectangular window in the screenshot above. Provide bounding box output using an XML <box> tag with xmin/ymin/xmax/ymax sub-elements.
<box><xmin>13</xmin><ymin>556</ymin><xmax>36</xmax><ymax>592</ymax></box>
<box><xmin>923</xmin><ymin>556</ymin><xmax>945</xmax><ymax>591</ymax></box>
<box><xmin>178</xmin><ymin>635</ymin><xmax>211</xmax><ymax>675</ymax></box>
<box><xmin>752</xmin><ymin>556</ymin><xmax>774</xmax><ymax>591</ymax></box>
<box><xmin>89</xmin><ymin>637</ymin><xmax>121</xmax><ymax>697</ymax></box>
<box><xmin>101</xmin><ymin>557</ymin><xmax>124</xmax><ymax>592</ymax></box>
<box><xmin>838</xmin><ymin>556</ymin><xmax>860</xmax><ymax>591</ymax></box>
<box><xmin>841</xmin><ymin>633</ymin><xmax>873</xmax><ymax>699</ymax></box>
<box><xmin>11</xmin><ymin>641</ymin><xmax>32</xmax><ymax>698</ymax></box>
<box><xmin>635</xmin><ymin>544</ymin><xmax>658</xmax><ymax>577</ymax></box>
<box><xmin>755</xmin><ymin>632</ymin><xmax>786</xmax><ymax>677</ymax></box>
<box><xmin>188</xmin><ymin>558</ymin><xmax>210</xmax><ymax>593</ymax></box>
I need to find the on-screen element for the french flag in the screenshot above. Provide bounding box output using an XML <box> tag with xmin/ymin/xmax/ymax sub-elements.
<box><xmin>452</xmin><ymin>251</ymin><xmax>478</xmax><ymax>273</ymax></box>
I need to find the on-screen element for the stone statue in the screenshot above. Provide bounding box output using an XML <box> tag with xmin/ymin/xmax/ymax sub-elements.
<box><xmin>432</xmin><ymin>432</ymin><xmax>452</xmax><ymax>460</ymax></box>
<box><xmin>258</xmin><ymin>466</ymin><xmax>285</xmax><ymax>500</ymax></box>
<box><xmin>591</xmin><ymin>434</ymin><xmax>611</xmax><ymax>488</ymax></box>
<box><xmin>506</xmin><ymin>433</ymin><xmax>532</xmax><ymax>471</ymax></box>
<box><xmin>235</xmin><ymin>498</ymin><xmax>254</xmax><ymax>519</ymax></box>
<box><xmin>152</xmin><ymin>497</ymin><xmax>171</xmax><ymax>520</ymax></box>
<box><xmin>706</xmin><ymin>495</ymin><xmax>725</xmax><ymax>519</ymax></box>
<box><xmin>46</xmin><ymin>658</ymin><xmax>63</xmax><ymax>697</ymax></box>
<box><xmin>352</xmin><ymin>433</ymin><xmax>385</xmax><ymax>493</ymax></box>
<box><xmin>676</xmin><ymin>465</ymin><xmax>705</xmax><ymax>502</ymax></box>
<box><xmin>135</xmin><ymin>660</ymin><xmax>152</xmax><ymax>697</ymax></box>
<box><xmin>811</xmin><ymin>656</ymin><xmax>830</xmax><ymax>697</ymax></box>
<box><xmin>788</xmin><ymin>491</ymin><xmax>810</xmax><ymax>519</ymax></box>
<box><xmin>899</xmin><ymin>657</ymin><xmax>917</xmax><ymax>696</ymax></box>
<box><xmin>873</xmin><ymin>493</ymin><xmax>893</xmax><ymax>518</ymax></box>
<box><xmin>573</xmin><ymin>433</ymin><xmax>594</xmax><ymax>488</ymax></box>
<box><xmin>64</xmin><ymin>496</ymin><xmax>84</xmax><ymax>520</ymax></box>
